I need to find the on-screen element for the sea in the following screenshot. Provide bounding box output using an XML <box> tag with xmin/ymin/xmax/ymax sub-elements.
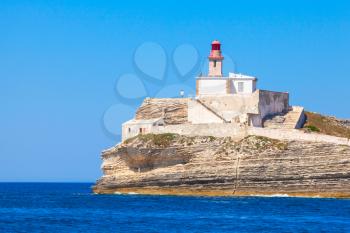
<box><xmin>0</xmin><ymin>183</ymin><xmax>349</xmax><ymax>232</ymax></box>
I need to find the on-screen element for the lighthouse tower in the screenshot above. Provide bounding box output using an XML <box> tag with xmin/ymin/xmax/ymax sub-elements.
<box><xmin>208</xmin><ymin>40</ymin><xmax>224</xmax><ymax>77</ymax></box>
<box><xmin>196</xmin><ymin>40</ymin><xmax>257</xmax><ymax>96</ymax></box>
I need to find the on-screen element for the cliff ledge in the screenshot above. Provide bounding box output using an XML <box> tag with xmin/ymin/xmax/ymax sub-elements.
<box><xmin>93</xmin><ymin>133</ymin><xmax>350</xmax><ymax>198</ymax></box>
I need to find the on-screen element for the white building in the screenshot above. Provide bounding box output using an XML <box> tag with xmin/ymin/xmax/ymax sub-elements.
<box><xmin>122</xmin><ymin>118</ymin><xmax>165</xmax><ymax>140</ymax></box>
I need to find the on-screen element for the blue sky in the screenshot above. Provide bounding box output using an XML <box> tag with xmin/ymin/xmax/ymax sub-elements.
<box><xmin>1</xmin><ymin>0</ymin><xmax>350</xmax><ymax>182</ymax></box>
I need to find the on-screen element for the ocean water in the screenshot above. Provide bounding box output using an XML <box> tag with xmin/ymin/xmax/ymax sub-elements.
<box><xmin>0</xmin><ymin>183</ymin><xmax>349</xmax><ymax>232</ymax></box>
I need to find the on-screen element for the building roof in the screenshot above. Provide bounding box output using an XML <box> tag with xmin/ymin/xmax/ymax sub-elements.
<box><xmin>122</xmin><ymin>118</ymin><xmax>163</xmax><ymax>125</ymax></box>
<box><xmin>229</xmin><ymin>72</ymin><xmax>257</xmax><ymax>80</ymax></box>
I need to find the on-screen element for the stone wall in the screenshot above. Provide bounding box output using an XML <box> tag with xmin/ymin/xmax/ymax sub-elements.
<box><xmin>199</xmin><ymin>93</ymin><xmax>259</xmax><ymax>115</ymax></box>
<box><xmin>154</xmin><ymin>123</ymin><xmax>246</xmax><ymax>139</ymax></box>
<box><xmin>249</xmin><ymin>127</ymin><xmax>350</xmax><ymax>146</ymax></box>
<box><xmin>258</xmin><ymin>90</ymin><xmax>289</xmax><ymax>119</ymax></box>
<box><xmin>294</xmin><ymin>106</ymin><xmax>306</xmax><ymax>128</ymax></box>
<box><xmin>194</xmin><ymin>93</ymin><xmax>260</xmax><ymax>123</ymax></box>
<box><xmin>133</xmin><ymin>90</ymin><xmax>289</xmax><ymax>128</ymax></box>
<box><xmin>188</xmin><ymin>99</ymin><xmax>224</xmax><ymax>124</ymax></box>
<box><xmin>153</xmin><ymin>123</ymin><xmax>350</xmax><ymax>146</ymax></box>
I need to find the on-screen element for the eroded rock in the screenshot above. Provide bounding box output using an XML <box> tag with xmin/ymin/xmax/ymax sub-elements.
<box><xmin>94</xmin><ymin>134</ymin><xmax>350</xmax><ymax>197</ymax></box>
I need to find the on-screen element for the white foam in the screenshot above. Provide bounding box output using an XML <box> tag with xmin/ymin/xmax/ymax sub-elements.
<box><xmin>127</xmin><ymin>192</ymin><xmax>138</xmax><ymax>195</ymax></box>
<box><xmin>250</xmin><ymin>194</ymin><xmax>290</xmax><ymax>197</ymax></box>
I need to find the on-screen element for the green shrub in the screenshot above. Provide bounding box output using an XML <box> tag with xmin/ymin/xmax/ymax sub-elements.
<box><xmin>304</xmin><ymin>125</ymin><xmax>320</xmax><ymax>132</ymax></box>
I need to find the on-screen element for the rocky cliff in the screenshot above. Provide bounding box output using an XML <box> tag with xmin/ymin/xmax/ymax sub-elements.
<box><xmin>135</xmin><ymin>98</ymin><xmax>188</xmax><ymax>124</ymax></box>
<box><xmin>93</xmin><ymin>134</ymin><xmax>350</xmax><ymax>198</ymax></box>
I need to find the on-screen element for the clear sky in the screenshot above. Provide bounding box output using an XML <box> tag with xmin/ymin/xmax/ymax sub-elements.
<box><xmin>1</xmin><ymin>0</ymin><xmax>350</xmax><ymax>182</ymax></box>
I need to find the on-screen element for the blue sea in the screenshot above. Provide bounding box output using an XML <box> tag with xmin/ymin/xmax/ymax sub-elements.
<box><xmin>0</xmin><ymin>183</ymin><xmax>350</xmax><ymax>232</ymax></box>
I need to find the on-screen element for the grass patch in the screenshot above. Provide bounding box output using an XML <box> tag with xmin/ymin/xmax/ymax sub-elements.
<box><xmin>244</xmin><ymin>135</ymin><xmax>288</xmax><ymax>151</ymax></box>
<box><xmin>138</xmin><ymin>133</ymin><xmax>177</xmax><ymax>147</ymax></box>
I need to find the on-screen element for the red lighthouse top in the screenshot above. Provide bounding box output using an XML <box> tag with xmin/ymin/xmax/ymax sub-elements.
<box><xmin>209</xmin><ymin>40</ymin><xmax>223</xmax><ymax>60</ymax></box>
<box><xmin>211</xmin><ymin>40</ymin><xmax>221</xmax><ymax>50</ymax></box>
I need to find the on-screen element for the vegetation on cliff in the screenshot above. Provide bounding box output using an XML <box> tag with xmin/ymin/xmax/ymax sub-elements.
<box><xmin>303</xmin><ymin>111</ymin><xmax>350</xmax><ymax>138</ymax></box>
<box><xmin>123</xmin><ymin>133</ymin><xmax>218</xmax><ymax>148</ymax></box>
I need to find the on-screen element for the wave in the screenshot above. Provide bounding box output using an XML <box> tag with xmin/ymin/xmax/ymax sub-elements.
<box><xmin>112</xmin><ymin>191</ymin><xmax>139</xmax><ymax>195</ymax></box>
<box><xmin>250</xmin><ymin>194</ymin><xmax>290</xmax><ymax>197</ymax></box>
<box><xmin>127</xmin><ymin>192</ymin><xmax>138</xmax><ymax>195</ymax></box>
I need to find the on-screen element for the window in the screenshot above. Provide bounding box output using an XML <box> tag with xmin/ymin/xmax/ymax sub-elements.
<box><xmin>238</xmin><ymin>82</ymin><xmax>244</xmax><ymax>92</ymax></box>
<box><xmin>128</xmin><ymin>128</ymin><xmax>131</xmax><ymax>133</ymax></box>
<box><xmin>213</xmin><ymin>61</ymin><xmax>216</xmax><ymax>67</ymax></box>
<box><xmin>139</xmin><ymin>128</ymin><xmax>142</xmax><ymax>134</ymax></box>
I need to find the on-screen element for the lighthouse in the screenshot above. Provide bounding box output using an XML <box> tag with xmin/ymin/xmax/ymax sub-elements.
<box><xmin>208</xmin><ymin>40</ymin><xmax>224</xmax><ymax>77</ymax></box>
<box><xmin>121</xmin><ymin>39</ymin><xmax>293</xmax><ymax>142</ymax></box>
<box><xmin>196</xmin><ymin>40</ymin><xmax>257</xmax><ymax>96</ymax></box>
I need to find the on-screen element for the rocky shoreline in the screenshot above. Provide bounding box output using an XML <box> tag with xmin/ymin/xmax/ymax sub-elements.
<box><xmin>93</xmin><ymin>134</ymin><xmax>350</xmax><ymax>198</ymax></box>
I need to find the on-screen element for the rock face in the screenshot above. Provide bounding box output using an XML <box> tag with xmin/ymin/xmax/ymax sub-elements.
<box><xmin>135</xmin><ymin>98</ymin><xmax>188</xmax><ymax>125</ymax></box>
<box><xmin>93</xmin><ymin>134</ymin><xmax>350</xmax><ymax>198</ymax></box>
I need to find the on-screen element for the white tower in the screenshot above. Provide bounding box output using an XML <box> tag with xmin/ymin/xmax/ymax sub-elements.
<box><xmin>208</xmin><ymin>40</ymin><xmax>224</xmax><ymax>77</ymax></box>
